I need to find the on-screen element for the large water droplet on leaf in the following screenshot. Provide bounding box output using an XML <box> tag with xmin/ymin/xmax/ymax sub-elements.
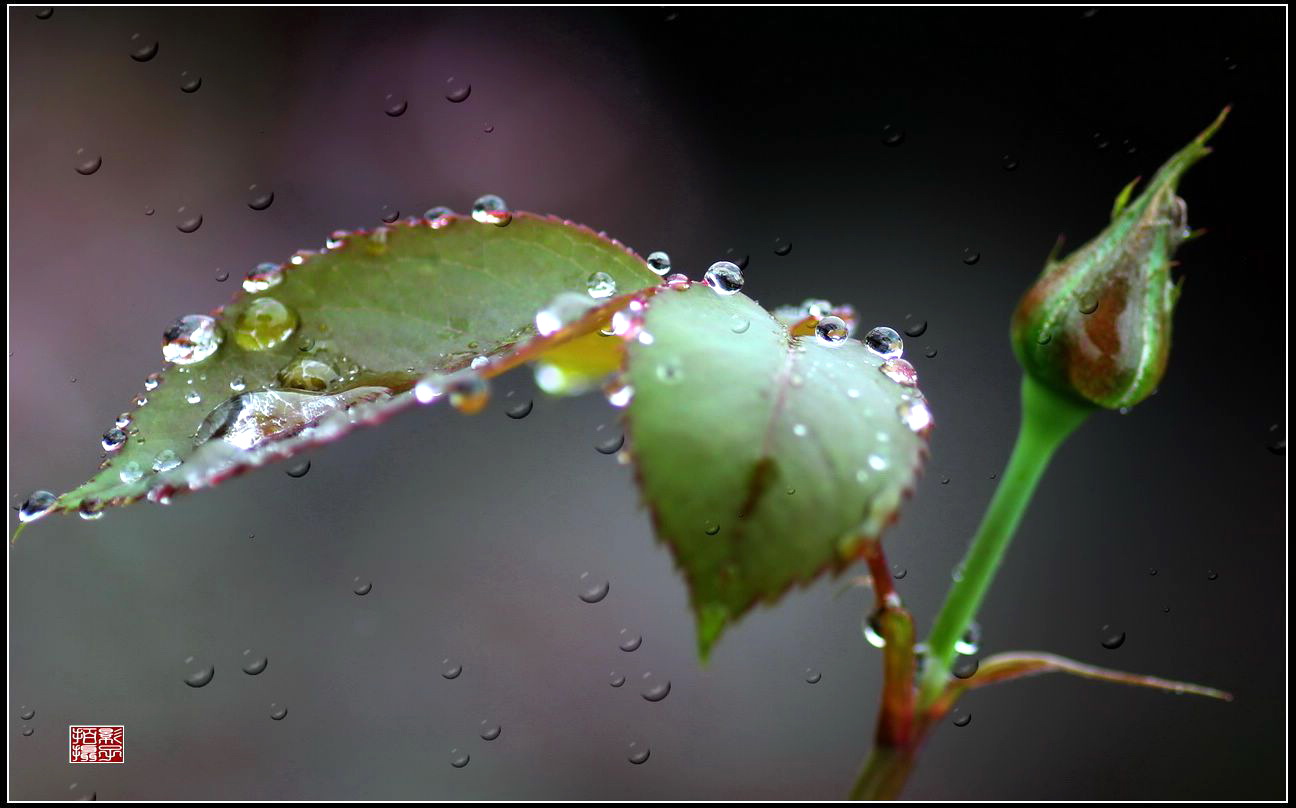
<box><xmin>704</xmin><ymin>261</ymin><xmax>744</xmax><ymax>295</ymax></box>
<box><xmin>162</xmin><ymin>315</ymin><xmax>222</xmax><ymax>365</ymax></box>
<box><xmin>234</xmin><ymin>298</ymin><xmax>299</xmax><ymax>351</ymax></box>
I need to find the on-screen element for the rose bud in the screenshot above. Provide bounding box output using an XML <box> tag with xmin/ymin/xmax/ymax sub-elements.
<box><xmin>1011</xmin><ymin>107</ymin><xmax>1229</xmax><ymax>410</ymax></box>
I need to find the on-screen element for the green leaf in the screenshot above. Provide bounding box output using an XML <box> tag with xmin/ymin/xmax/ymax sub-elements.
<box><xmin>1110</xmin><ymin>176</ymin><xmax>1141</xmax><ymax>220</ymax></box>
<box><xmin>623</xmin><ymin>288</ymin><xmax>932</xmax><ymax>658</ymax></box>
<box><xmin>37</xmin><ymin>212</ymin><xmax>658</xmax><ymax>521</ymax></box>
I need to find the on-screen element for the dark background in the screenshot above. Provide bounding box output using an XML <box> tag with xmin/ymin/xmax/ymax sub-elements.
<box><xmin>8</xmin><ymin>6</ymin><xmax>1286</xmax><ymax>800</ymax></box>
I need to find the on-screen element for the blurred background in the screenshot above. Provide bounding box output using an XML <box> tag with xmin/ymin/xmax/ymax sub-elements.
<box><xmin>8</xmin><ymin>6</ymin><xmax>1285</xmax><ymax>800</ymax></box>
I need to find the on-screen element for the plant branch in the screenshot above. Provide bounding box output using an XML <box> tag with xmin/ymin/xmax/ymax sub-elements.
<box><xmin>917</xmin><ymin>374</ymin><xmax>1093</xmax><ymax>709</ymax></box>
<box><xmin>849</xmin><ymin>541</ymin><xmax>917</xmax><ymax>799</ymax></box>
<box><xmin>928</xmin><ymin>651</ymin><xmax>1233</xmax><ymax>718</ymax></box>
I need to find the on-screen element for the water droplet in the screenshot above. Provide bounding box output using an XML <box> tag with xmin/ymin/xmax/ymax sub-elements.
<box><xmin>151</xmin><ymin>449</ymin><xmax>181</xmax><ymax>473</ymax></box>
<box><xmin>951</xmin><ymin>656</ymin><xmax>979</xmax><ymax>679</ymax></box>
<box><xmin>163</xmin><ymin>315</ymin><xmax>222</xmax><ymax>365</ymax></box>
<box><xmin>578</xmin><ymin>573</ymin><xmax>610</xmax><ymax>603</ymax></box>
<box><xmin>880</xmin><ymin>358</ymin><xmax>919</xmax><ymax>386</ymax></box>
<box><xmin>277</xmin><ymin>357</ymin><xmax>340</xmax><ymax>393</ymax></box>
<box><xmin>618</xmin><ymin>630</ymin><xmax>642</xmax><ymax>652</ymax></box>
<box><xmin>213</xmin><ymin>267</ymin><xmax>230</xmax><ymax>283</ymax></box>
<box><xmin>73</xmin><ymin>149</ymin><xmax>101</xmax><ymax>175</ymax></box>
<box><xmin>129</xmin><ymin>34</ymin><xmax>158</xmax><ymax>62</ymax></box>
<box><xmin>176</xmin><ymin>208</ymin><xmax>203</xmax><ymax>233</ymax></box>
<box><xmin>924</xmin><ymin>346</ymin><xmax>937</xmax><ymax>358</ymax></box>
<box><xmin>353</xmin><ymin>578</ymin><xmax>372</xmax><ymax>596</ymax></box>
<box><xmin>704</xmin><ymin>521</ymin><xmax>720</xmax><ymax>536</ymax></box>
<box><xmin>101</xmin><ymin>428</ymin><xmax>127</xmax><ymax>451</ymax></box>
<box><xmin>1078</xmin><ymin>294</ymin><xmax>1099</xmax><ymax>315</ymax></box>
<box><xmin>1207</xmin><ymin>570</ymin><xmax>1219</xmax><ymax>581</ymax></box>
<box><xmin>449</xmin><ymin>748</ymin><xmax>470</xmax><ymax>768</ymax></box>
<box><xmin>380</xmin><ymin>206</ymin><xmax>400</xmax><ymax>223</ymax></box>
<box><xmin>646</xmin><ymin>251</ymin><xmax>672</xmax><ymax>275</ymax></box>
<box><xmin>1265</xmin><ymin>425</ymin><xmax>1284</xmax><ymax>455</ymax></box>
<box><xmin>627</xmin><ymin>742</ymin><xmax>650</xmax><ymax>765</ymax></box>
<box><xmin>1002</xmin><ymin>154</ymin><xmax>1019</xmax><ymax>171</ymax></box>
<box><xmin>505</xmin><ymin>399</ymin><xmax>533</xmax><ymax>419</ymax></box>
<box><xmin>605</xmin><ymin>379</ymin><xmax>634</xmax><ymax>408</ymax></box>
<box><xmin>773</xmin><ymin>237</ymin><xmax>793</xmax><ymax>256</ymax></box>
<box><xmin>18</xmin><ymin>491</ymin><xmax>56</xmax><ymax>522</ymax></box>
<box><xmin>183</xmin><ymin>657</ymin><xmax>215</xmax><ymax>688</ymax></box>
<box><xmin>955</xmin><ymin>622</ymin><xmax>981</xmax><ymax>655</ymax></box>
<box><xmin>118</xmin><ymin>462</ymin><xmax>144</xmax><ymax>485</ymax></box>
<box><xmin>704</xmin><ymin>261</ymin><xmax>744</xmax><ymax>295</ymax></box>
<box><xmin>145</xmin><ymin>206</ymin><xmax>155</xmax><ymax>216</ymax></box>
<box><xmin>383</xmin><ymin>94</ymin><xmax>407</xmax><ymax>117</ymax></box>
<box><xmin>1100</xmin><ymin>625</ymin><xmax>1126</xmax><ymax>650</ymax></box>
<box><xmin>640</xmin><ymin>673</ymin><xmax>671</xmax><ymax>702</ymax></box>
<box><xmin>183</xmin><ymin>389</ymin><xmax>202</xmax><ymax>405</ymax></box>
<box><xmin>134</xmin><ymin>395</ymin><xmax>148</xmax><ymax>407</ymax></box>
<box><xmin>535</xmin><ymin>292</ymin><xmax>597</xmax><ymax>337</ymax></box>
<box><xmin>903</xmin><ymin>319</ymin><xmax>928</xmax><ymax>338</ymax></box>
<box><xmin>730</xmin><ymin>315</ymin><xmax>750</xmax><ymax>334</ymax></box>
<box><xmin>471</xmin><ymin>194</ymin><xmax>510</xmax><ymax>225</ymax></box>
<box><xmin>270</xmin><ymin>703</ymin><xmax>288</xmax><ymax>721</ymax></box>
<box><xmin>892</xmin><ymin>565</ymin><xmax>907</xmax><ymax>580</ymax></box>
<box><xmin>863</xmin><ymin>610</ymin><xmax>890</xmax><ymax>648</ymax></box>
<box><xmin>609</xmin><ymin>672</ymin><xmax>626</xmax><ymax>687</ymax></box>
<box><xmin>804</xmin><ymin>668</ymin><xmax>822</xmax><ymax>684</ymax></box>
<box><xmin>864</xmin><ymin>326</ymin><xmax>903</xmax><ymax>359</ymax></box>
<box><xmin>479</xmin><ymin>721</ymin><xmax>501</xmax><ymax>741</ymax></box>
<box><xmin>595</xmin><ymin>433</ymin><xmax>625</xmax><ymax>455</ymax></box>
<box><xmin>19</xmin><ymin>706</ymin><xmax>35</xmax><ymax>721</ymax></box>
<box><xmin>1037</xmin><ymin>330</ymin><xmax>1052</xmax><ymax>345</ymax></box>
<box><xmin>952</xmin><ymin>710</ymin><xmax>972</xmax><ymax>727</ymax></box>
<box><xmin>140</xmin><ymin>373</ymin><xmax>164</xmax><ymax>394</ymax></box>
<box><xmin>247</xmin><ymin>185</ymin><xmax>274</xmax><ymax>211</ymax></box>
<box><xmin>285</xmin><ymin>460</ymin><xmax>311</xmax><ymax>478</ymax></box>
<box><xmin>179</xmin><ymin>71</ymin><xmax>202</xmax><ymax>93</ymax></box>
<box><xmin>726</xmin><ymin>248</ymin><xmax>750</xmax><ymax>269</ymax></box>
<box><xmin>587</xmin><ymin>271</ymin><xmax>617</xmax><ymax>299</ymax></box>
<box><xmin>445</xmin><ymin>77</ymin><xmax>471</xmax><ymax>103</ymax></box>
<box><xmin>881</xmin><ymin>124</ymin><xmax>905</xmax><ymax>146</ymax></box>
<box><xmin>77</xmin><ymin>499</ymin><xmax>104</xmax><ymax>520</ymax></box>
<box><xmin>961</xmin><ymin>248</ymin><xmax>980</xmax><ymax>265</ymax></box>
<box><xmin>482</xmin><ymin>122</ymin><xmax>494</xmax><ymax>133</ymax></box>
<box><xmin>815</xmin><ymin>316</ymin><xmax>849</xmax><ymax>346</ymax></box>
<box><xmin>415</xmin><ymin>370</ymin><xmax>490</xmax><ymax>413</ymax></box>
<box><xmin>234</xmin><ymin>297</ymin><xmax>299</xmax><ymax>351</ymax></box>
<box><xmin>35</xmin><ymin>8</ymin><xmax>53</xmax><ymax>19</ymax></box>
<box><xmin>228</xmin><ymin>376</ymin><xmax>246</xmax><ymax>392</ymax></box>
<box><xmin>241</xmin><ymin>650</ymin><xmax>268</xmax><ymax>675</ymax></box>
<box><xmin>439</xmin><ymin>659</ymin><xmax>463</xmax><ymax>680</ymax></box>
<box><xmin>21</xmin><ymin>726</ymin><xmax>34</xmax><ymax>737</ymax></box>
<box><xmin>424</xmin><ymin>205</ymin><xmax>454</xmax><ymax>224</ymax></box>
<box><xmin>243</xmin><ymin>262</ymin><xmax>284</xmax><ymax>293</ymax></box>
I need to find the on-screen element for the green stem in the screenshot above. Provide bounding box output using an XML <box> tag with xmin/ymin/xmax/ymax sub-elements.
<box><xmin>849</xmin><ymin>744</ymin><xmax>917</xmax><ymax>801</ymax></box>
<box><xmin>916</xmin><ymin>374</ymin><xmax>1092</xmax><ymax>709</ymax></box>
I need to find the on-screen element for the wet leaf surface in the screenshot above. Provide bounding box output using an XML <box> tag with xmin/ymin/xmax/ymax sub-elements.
<box><xmin>44</xmin><ymin>213</ymin><xmax>657</xmax><ymax>517</ymax></box>
<box><xmin>623</xmin><ymin>286</ymin><xmax>932</xmax><ymax>657</ymax></box>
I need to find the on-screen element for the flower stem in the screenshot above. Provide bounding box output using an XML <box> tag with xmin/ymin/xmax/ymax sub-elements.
<box><xmin>917</xmin><ymin>374</ymin><xmax>1093</xmax><ymax>709</ymax></box>
<box><xmin>849</xmin><ymin>743</ymin><xmax>917</xmax><ymax>801</ymax></box>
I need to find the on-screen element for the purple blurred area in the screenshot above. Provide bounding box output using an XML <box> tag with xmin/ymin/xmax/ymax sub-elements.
<box><xmin>8</xmin><ymin>6</ymin><xmax>1285</xmax><ymax>800</ymax></box>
